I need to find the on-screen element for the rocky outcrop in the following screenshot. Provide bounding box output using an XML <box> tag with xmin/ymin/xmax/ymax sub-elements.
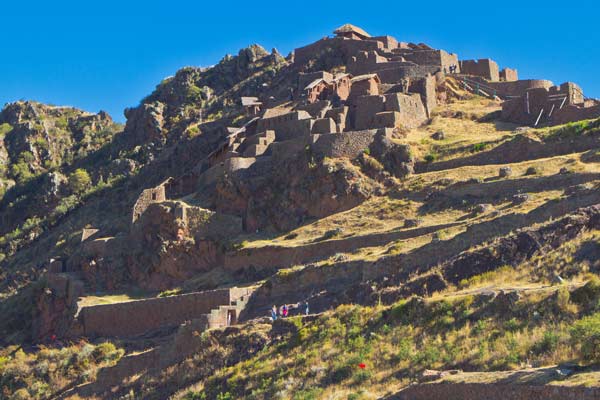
<box><xmin>0</xmin><ymin>101</ymin><xmax>119</xmax><ymax>174</ymax></box>
<box><xmin>390</xmin><ymin>382</ymin><xmax>600</xmax><ymax>400</ymax></box>
<box><xmin>31</xmin><ymin>273</ymin><xmax>83</xmax><ymax>340</ymax></box>
<box><xmin>209</xmin><ymin>153</ymin><xmax>375</xmax><ymax>232</ymax></box>
<box><xmin>121</xmin><ymin>45</ymin><xmax>285</xmax><ymax>148</ymax></box>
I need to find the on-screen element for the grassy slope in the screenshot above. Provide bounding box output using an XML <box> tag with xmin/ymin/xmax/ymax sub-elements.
<box><xmin>1</xmin><ymin>97</ymin><xmax>599</xmax><ymax>400</ymax></box>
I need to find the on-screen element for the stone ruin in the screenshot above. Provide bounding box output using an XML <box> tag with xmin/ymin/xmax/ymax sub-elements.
<box><xmin>124</xmin><ymin>23</ymin><xmax>600</xmax><ymax>242</ymax></box>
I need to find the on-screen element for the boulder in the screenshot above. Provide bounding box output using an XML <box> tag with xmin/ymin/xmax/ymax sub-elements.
<box><xmin>499</xmin><ymin>166</ymin><xmax>513</xmax><ymax>178</ymax></box>
<box><xmin>431</xmin><ymin>131</ymin><xmax>445</xmax><ymax>140</ymax></box>
<box><xmin>474</xmin><ymin>203</ymin><xmax>493</xmax><ymax>214</ymax></box>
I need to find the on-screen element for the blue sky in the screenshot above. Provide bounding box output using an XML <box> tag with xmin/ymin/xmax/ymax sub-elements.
<box><xmin>1</xmin><ymin>0</ymin><xmax>598</xmax><ymax>123</ymax></box>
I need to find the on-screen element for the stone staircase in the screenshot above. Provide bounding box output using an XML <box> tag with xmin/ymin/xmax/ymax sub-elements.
<box><xmin>454</xmin><ymin>75</ymin><xmax>505</xmax><ymax>101</ymax></box>
<box><xmin>240</xmin><ymin>130</ymin><xmax>276</xmax><ymax>157</ymax></box>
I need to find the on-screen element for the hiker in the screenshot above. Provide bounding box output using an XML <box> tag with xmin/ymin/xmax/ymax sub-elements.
<box><xmin>282</xmin><ymin>304</ymin><xmax>288</xmax><ymax>318</ymax></box>
<box><xmin>271</xmin><ymin>305</ymin><xmax>278</xmax><ymax>321</ymax></box>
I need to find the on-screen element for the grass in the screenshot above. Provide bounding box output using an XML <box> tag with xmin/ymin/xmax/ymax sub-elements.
<box><xmin>0</xmin><ymin>341</ymin><xmax>123</xmax><ymax>399</ymax></box>
<box><xmin>173</xmin><ymin>279</ymin><xmax>600</xmax><ymax>399</ymax></box>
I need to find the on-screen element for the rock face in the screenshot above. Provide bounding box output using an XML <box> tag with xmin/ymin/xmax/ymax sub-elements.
<box><xmin>370</xmin><ymin>132</ymin><xmax>414</xmax><ymax>177</ymax></box>
<box><xmin>122</xmin><ymin>44</ymin><xmax>285</xmax><ymax>148</ymax></box>
<box><xmin>0</xmin><ymin>102</ymin><xmax>122</xmax><ymax>239</ymax></box>
<box><xmin>206</xmin><ymin>153</ymin><xmax>375</xmax><ymax>232</ymax></box>
<box><xmin>0</xmin><ymin>101</ymin><xmax>119</xmax><ymax>176</ymax></box>
<box><xmin>31</xmin><ymin>273</ymin><xmax>83</xmax><ymax>340</ymax></box>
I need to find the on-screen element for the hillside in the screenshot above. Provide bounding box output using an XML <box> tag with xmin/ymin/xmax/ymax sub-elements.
<box><xmin>0</xmin><ymin>24</ymin><xmax>599</xmax><ymax>400</ymax></box>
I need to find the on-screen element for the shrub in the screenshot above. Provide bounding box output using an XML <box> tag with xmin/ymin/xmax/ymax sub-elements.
<box><xmin>216</xmin><ymin>392</ymin><xmax>233</xmax><ymax>400</ymax></box>
<box><xmin>534</xmin><ymin>330</ymin><xmax>560</xmax><ymax>354</ymax></box>
<box><xmin>572</xmin><ymin>276</ymin><xmax>600</xmax><ymax>306</ymax></box>
<box><xmin>352</xmin><ymin>369</ymin><xmax>372</xmax><ymax>384</ymax></box>
<box><xmin>361</xmin><ymin>154</ymin><xmax>384</xmax><ymax>171</ymax></box>
<box><xmin>504</xmin><ymin>318</ymin><xmax>521</xmax><ymax>332</ymax></box>
<box><xmin>158</xmin><ymin>288</ymin><xmax>182</xmax><ymax>298</ymax></box>
<box><xmin>68</xmin><ymin>168</ymin><xmax>91</xmax><ymax>194</ymax></box>
<box><xmin>471</xmin><ymin>142</ymin><xmax>487</xmax><ymax>152</ymax></box>
<box><xmin>570</xmin><ymin>313</ymin><xmax>600</xmax><ymax>363</ymax></box>
<box><xmin>556</xmin><ymin>285</ymin><xmax>572</xmax><ymax>313</ymax></box>
<box><xmin>0</xmin><ymin>123</ymin><xmax>13</xmax><ymax>137</ymax></box>
<box><xmin>424</xmin><ymin>152</ymin><xmax>438</xmax><ymax>163</ymax></box>
<box><xmin>92</xmin><ymin>342</ymin><xmax>119</xmax><ymax>362</ymax></box>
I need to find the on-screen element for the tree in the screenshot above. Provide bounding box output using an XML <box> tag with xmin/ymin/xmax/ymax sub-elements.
<box><xmin>68</xmin><ymin>168</ymin><xmax>91</xmax><ymax>194</ymax></box>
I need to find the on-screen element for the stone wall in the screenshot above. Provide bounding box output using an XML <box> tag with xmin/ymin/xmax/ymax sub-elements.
<box><xmin>460</xmin><ymin>59</ymin><xmax>500</xmax><ymax>81</ymax></box>
<box><xmin>409</xmin><ymin>75</ymin><xmax>437</xmax><ymax>117</ymax></box>
<box><xmin>297</xmin><ymin>71</ymin><xmax>333</xmax><ymax>92</ymax></box>
<box><xmin>312</xmin><ymin>128</ymin><xmax>390</xmax><ymax>159</ymax></box>
<box><xmin>384</xmin><ymin>93</ymin><xmax>427</xmax><ymax>128</ymax></box>
<box><xmin>297</xmin><ymin>100</ymin><xmax>332</xmax><ymax>119</ymax></box>
<box><xmin>198</xmin><ymin>157</ymin><xmax>258</xmax><ymax>186</ymax></box>
<box><xmin>463</xmin><ymin>77</ymin><xmax>554</xmax><ymax>98</ymax></box>
<box><xmin>311</xmin><ymin>117</ymin><xmax>336</xmax><ymax>134</ymax></box>
<box><xmin>352</xmin><ymin>95</ymin><xmax>386</xmax><ymax>130</ymax></box>
<box><xmin>502</xmin><ymin>82</ymin><xmax>590</xmax><ymax>126</ymax></box>
<box><xmin>399</xmin><ymin>49</ymin><xmax>459</xmax><ymax>70</ymax></box>
<box><xmin>293</xmin><ymin>37</ymin><xmax>381</xmax><ymax>67</ymax></box>
<box><xmin>131</xmin><ymin>181</ymin><xmax>169</xmax><ymax>223</ymax></box>
<box><xmin>270</xmin><ymin>136</ymin><xmax>310</xmax><ymax>163</ymax></box>
<box><xmin>377</xmin><ymin>65</ymin><xmax>441</xmax><ymax>84</ymax></box>
<box><xmin>256</xmin><ymin>111</ymin><xmax>313</xmax><ymax>141</ymax></box>
<box><xmin>500</xmin><ymin>68</ymin><xmax>518</xmax><ymax>81</ymax></box>
<box><xmin>371</xmin><ymin>35</ymin><xmax>399</xmax><ymax>50</ymax></box>
<box><xmin>78</xmin><ymin>288</ymin><xmax>236</xmax><ymax>338</ymax></box>
<box><xmin>549</xmin><ymin>103</ymin><xmax>600</xmax><ymax>125</ymax></box>
<box><xmin>351</xmin><ymin>93</ymin><xmax>427</xmax><ymax>130</ymax></box>
<box><xmin>391</xmin><ymin>382</ymin><xmax>600</xmax><ymax>400</ymax></box>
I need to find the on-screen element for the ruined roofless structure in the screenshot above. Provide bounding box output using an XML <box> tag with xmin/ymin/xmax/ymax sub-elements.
<box><xmin>334</xmin><ymin>23</ymin><xmax>371</xmax><ymax>40</ymax></box>
<box><xmin>129</xmin><ymin>23</ymin><xmax>600</xmax><ymax>240</ymax></box>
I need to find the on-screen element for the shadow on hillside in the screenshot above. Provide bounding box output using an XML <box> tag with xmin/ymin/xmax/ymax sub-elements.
<box><xmin>241</xmin><ymin>190</ymin><xmax>600</xmax><ymax>320</ymax></box>
<box><xmin>417</xmin><ymin>172</ymin><xmax>600</xmax><ymax>214</ymax></box>
<box><xmin>415</xmin><ymin>130</ymin><xmax>599</xmax><ymax>173</ymax></box>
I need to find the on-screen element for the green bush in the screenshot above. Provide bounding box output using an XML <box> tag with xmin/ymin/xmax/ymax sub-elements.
<box><xmin>570</xmin><ymin>313</ymin><xmax>600</xmax><ymax>362</ymax></box>
<box><xmin>533</xmin><ymin>330</ymin><xmax>560</xmax><ymax>354</ymax></box>
<box><xmin>68</xmin><ymin>168</ymin><xmax>91</xmax><ymax>194</ymax></box>
<box><xmin>0</xmin><ymin>122</ymin><xmax>13</xmax><ymax>137</ymax></box>
<box><xmin>572</xmin><ymin>276</ymin><xmax>600</xmax><ymax>306</ymax></box>
<box><xmin>424</xmin><ymin>152</ymin><xmax>438</xmax><ymax>163</ymax></box>
<box><xmin>471</xmin><ymin>142</ymin><xmax>487</xmax><ymax>152</ymax></box>
<box><xmin>92</xmin><ymin>342</ymin><xmax>119</xmax><ymax>362</ymax></box>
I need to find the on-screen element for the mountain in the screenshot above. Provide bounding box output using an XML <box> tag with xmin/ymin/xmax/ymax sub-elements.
<box><xmin>0</xmin><ymin>24</ymin><xmax>599</xmax><ymax>400</ymax></box>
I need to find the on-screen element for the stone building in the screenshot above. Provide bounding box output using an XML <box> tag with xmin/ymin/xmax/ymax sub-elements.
<box><xmin>304</xmin><ymin>78</ymin><xmax>331</xmax><ymax>103</ymax></box>
<box><xmin>334</xmin><ymin>23</ymin><xmax>371</xmax><ymax>40</ymax></box>
<box><xmin>500</xmin><ymin>68</ymin><xmax>518</xmax><ymax>82</ymax></box>
<box><xmin>460</xmin><ymin>59</ymin><xmax>500</xmax><ymax>81</ymax></box>
<box><xmin>132</xmin><ymin>179</ymin><xmax>171</xmax><ymax>223</ymax></box>
<box><xmin>348</xmin><ymin>74</ymin><xmax>380</xmax><ymax>101</ymax></box>
<box><xmin>241</xmin><ymin>97</ymin><xmax>262</xmax><ymax>115</ymax></box>
<box><xmin>501</xmin><ymin>82</ymin><xmax>599</xmax><ymax>126</ymax></box>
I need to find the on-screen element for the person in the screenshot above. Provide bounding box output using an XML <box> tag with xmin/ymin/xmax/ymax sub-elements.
<box><xmin>304</xmin><ymin>301</ymin><xmax>309</xmax><ymax>316</ymax></box>
<box><xmin>271</xmin><ymin>305</ymin><xmax>278</xmax><ymax>321</ymax></box>
<box><xmin>282</xmin><ymin>304</ymin><xmax>288</xmax><ymax>318</ymax></box>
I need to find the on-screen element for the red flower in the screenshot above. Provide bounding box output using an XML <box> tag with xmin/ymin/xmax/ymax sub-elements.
<box><xmin>358</xmin><ymin>362</ymin><xmax>366</xmax><ymax>369</ymax></box>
